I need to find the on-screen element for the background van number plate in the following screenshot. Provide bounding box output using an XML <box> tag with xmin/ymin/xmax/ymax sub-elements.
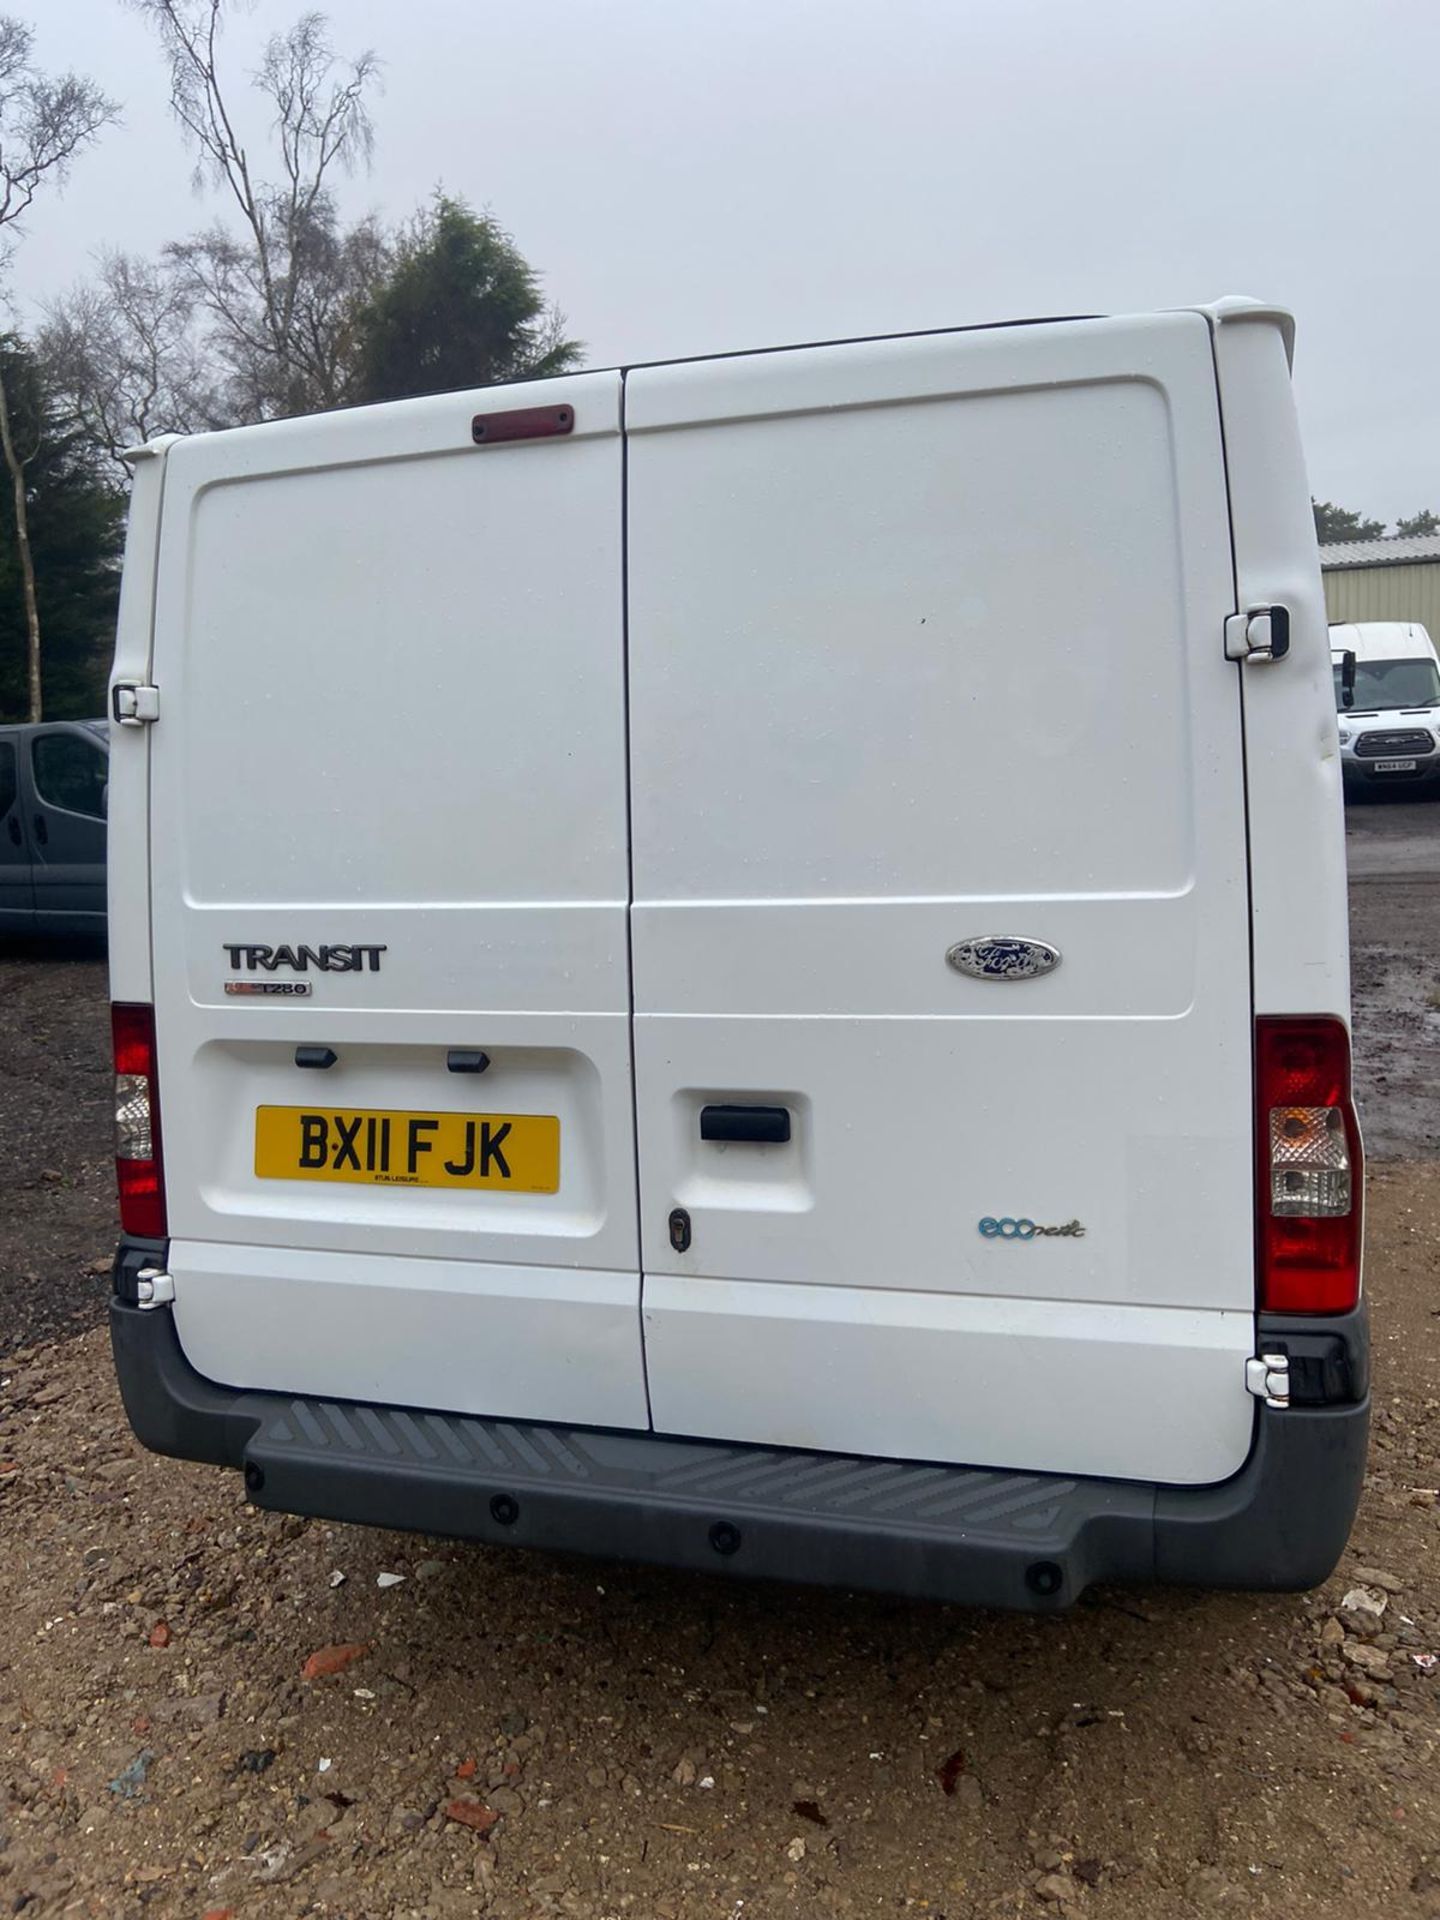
<box><xmin>255</xmin><ymin>1106</ymin><xmax>560</xmax><ymax>1193</ymax></box>
<box><xmin>1373</xmin><ymin>758</ymin><xmax>1416</xmax><ymax>773</ymax></box>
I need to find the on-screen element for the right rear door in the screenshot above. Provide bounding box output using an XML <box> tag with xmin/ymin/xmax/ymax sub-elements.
<box><xmin>626</xmin><ymin>315</ymin><xmax>1256</xmax><ymax>1486</ymax></box>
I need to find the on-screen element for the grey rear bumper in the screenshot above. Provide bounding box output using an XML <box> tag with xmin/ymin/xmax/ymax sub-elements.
<box><xmin>110</xmin><ymin>1296</ymin><xmax>1369</xmax><ymax>1612</ymax></box>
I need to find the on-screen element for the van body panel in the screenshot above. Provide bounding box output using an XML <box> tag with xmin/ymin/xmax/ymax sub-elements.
<box><xmin>108</xmin><ymin>448</ymin><xmax>170</xmax><ymax>996</ymax></box>
<box><xmin>1208</xmin><ymin>311</ymin><xmax>1350</xmax><ymax>1019</ymax></box>
<box><xmin>626</xmin><ymin>314</ymin><xmax>1254</xmax><ymax>1483</ymax></box>
<box><xmin>168</xmin><ymin>1240</ymin><xmax>649</xmax><ymax>1428</ymax></box>
<box><xmin>163</xmin><ymin>1009</ymin><xmax>632</xmax><ymax>1265</ymax></box>
<box><xmin>643</xmin><ymin>1277</ymin><xmax>1255</xmax><ymax>1483</ymax></box>
<box><xmin>144</xmin><ymin>372</ymin><xmax>649</xmax><ymax>1420</ymax></box>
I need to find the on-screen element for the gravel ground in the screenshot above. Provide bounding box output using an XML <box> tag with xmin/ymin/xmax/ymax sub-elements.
<box><xmin>0</xmin><ymin>939</ymin><xmax>112</xmax><ymax>1360</ymax></box>
<box><xmin>0</xmin><ymin>1166</ymin><xmax>1437</xmax><ymax>1920</ymax></box>
<box><xmin>0</xmin><ymin>795</ymin><xmax>1436</xmax><ymax>1918</ymax></box>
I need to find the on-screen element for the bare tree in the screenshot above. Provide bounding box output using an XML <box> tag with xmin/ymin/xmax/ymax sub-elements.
<box><xmin>130</xmin><ymin>1</ymin><xmax>381</xmax><ymax>418</ymax></box>
<box><xmin>0</xmin><ymin>17</ymin><xmax>114</xmax><ymax>718</ymax></box>
<box><xmin>40</xmin><ymin>252</ymin><xmax>219</xmax><ymax>477</ymax></box>
<box><xmin>167</xmin><ymin>200</ymin><xmax>387</xmax><ymax>418</ymax></box>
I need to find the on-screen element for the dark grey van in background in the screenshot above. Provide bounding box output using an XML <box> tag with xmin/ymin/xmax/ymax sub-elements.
<box><xmin>0</xmin><ymin>721</ymin><xmax>108</xmax><ymax>936</ymax></box>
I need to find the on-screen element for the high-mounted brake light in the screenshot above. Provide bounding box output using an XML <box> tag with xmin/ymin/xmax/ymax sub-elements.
<box><xmin>112</xmin><ymin>1003</ymin><xmax>166</xmax><ymax>1238</ymax></box>
<box><xmin>1256</xmin><ymin>1016</ymin><xmax>1361</xmax><ymax>1314</ymax></box>
<box><xmin>471</xmin><ymin>403</ymin><xmax>574</xmax><ymax>445</ymax></box>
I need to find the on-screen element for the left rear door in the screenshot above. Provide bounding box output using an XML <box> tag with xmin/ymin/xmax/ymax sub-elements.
<box><xmin>145</xmin><ymin>373</ymin><xmax>648</xmax><ymax>1428</ymax></box>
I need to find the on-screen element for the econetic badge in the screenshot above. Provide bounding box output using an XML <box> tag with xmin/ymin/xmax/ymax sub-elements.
<box><xmin>946</xmin><ymin>936</ymin><xmax>1061</xmax><ymax>982</ymax></box>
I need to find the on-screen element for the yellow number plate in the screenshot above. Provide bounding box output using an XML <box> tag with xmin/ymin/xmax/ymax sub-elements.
<box><xmin>255</xmin><ymin>1106</ymin><xmax>560</xmax><ymax>1193</ymax></box>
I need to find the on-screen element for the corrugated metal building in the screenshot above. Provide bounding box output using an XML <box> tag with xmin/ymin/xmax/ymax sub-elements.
<box><xmin>1319</xmin><ymin>532</ymin><xmax>1440</xmax><ymax>632</ymax></box>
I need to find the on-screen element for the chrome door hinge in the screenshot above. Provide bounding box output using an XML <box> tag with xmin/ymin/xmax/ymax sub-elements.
<box><xmin>1245</xmin><ymin>1351</ymin><xmax>1290</xmax><ymax>1408</ymax></box>
<box><xmin>134</xmin><ymin>1269</ymin><xmax>175</xmax><ymax>1310</ymax></box>
<box><xmin>1224</xmin><ymin>606</ymin><xmax>1290</xmax><ymax>663</ymax></box>
<box><xmin>112</xmin><ymin>682</ymin><xmax>160</xmax><ymax>726</ymax></box>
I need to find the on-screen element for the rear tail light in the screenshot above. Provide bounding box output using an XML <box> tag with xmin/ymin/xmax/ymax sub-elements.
<box><xmin>112</xmin><ymin>1003</ymin><xmax>166</xmax><ymax>1238</ymax></box>
<box><xmin>1256</xmin><ymin>1016</ymin><xmax>1361</xmax><ymax>1313</ymax></box>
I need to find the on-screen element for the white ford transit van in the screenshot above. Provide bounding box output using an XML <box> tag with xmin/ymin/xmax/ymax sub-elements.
<box><xmin>1330</xmin><ymin>621</ymin><xmax>1440</xmax><ymax>789</ymax></box>
<box><xmin>107</xmin><ymin>300</ymin><xmax>1367</xmax><ymax>1610</ymax></box>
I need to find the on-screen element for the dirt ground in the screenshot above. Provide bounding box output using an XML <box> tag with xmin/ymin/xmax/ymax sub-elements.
<box><xmin>0</xmin><ymin>938</ymin><xmax>112</xmax><ymax>1361</ymax></box>
<box><xmin>0</xmin><ymin>796</ymin><xmax>1438</xmax><ymax>1919</ymax></box>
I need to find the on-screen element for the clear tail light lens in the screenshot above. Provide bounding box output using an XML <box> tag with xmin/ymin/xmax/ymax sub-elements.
<box><xmin>1256</xmin><ymin>1017</ymin><xmax>1361</xmax><ymax>1313</ymax></box>
<box><xmin>112</xmin><ymin>1003</ymin><xmax>167</xmax><ymax>1239</ymax></box>
<box><xmin>1269</xmin><ymin>1105</ymin><xmax>1351</xmax><ymax>1214</ymax></box>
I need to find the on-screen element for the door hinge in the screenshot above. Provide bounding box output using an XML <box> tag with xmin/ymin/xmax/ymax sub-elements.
<box><xmin>1224</xmin><ymin>605</ymin><xmax>1290</xmax><ymax>664</ymax></box>
<box><xmin>134</xmin><ymin>1269</ymin><xmax>175</xmax><ymax>1310</ymax></box>
<box><xmin>1245</xmin><ymin>1351</ymin><xmax>1290</xmax><ymax>1409</ymax></box>
<box><xmin>112</xmin><ymin>682</ymin><xmax>160</xmax><ymax>726</ymax></box>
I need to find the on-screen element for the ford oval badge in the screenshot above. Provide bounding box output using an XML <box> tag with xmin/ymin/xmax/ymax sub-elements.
<box><xmin>946</xmin><ymin>936</ymin><xmax>1061</xmax><ymax>982</ymax></box>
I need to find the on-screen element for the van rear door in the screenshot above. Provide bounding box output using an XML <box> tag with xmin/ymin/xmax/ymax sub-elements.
<box><xmin>626</xmin><ymin>315</ymin><xmax>1255</xmax><ymax>1486</ymax></box>
<box><xmin>145</xmin><ymin>373</ymin><xmax>647</xmax><ymax>1428</ymax></box>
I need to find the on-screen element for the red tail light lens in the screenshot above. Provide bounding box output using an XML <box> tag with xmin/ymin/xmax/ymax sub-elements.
<box><xmin>112</xmin><ymin>1003</ymin><xmax>166</xmax><ymax>1239</ymax></box>
<box><xmin>1256</xmin><ymin>1016</ymin><xmax>1361</xmax><ymax>1313</ymax></box>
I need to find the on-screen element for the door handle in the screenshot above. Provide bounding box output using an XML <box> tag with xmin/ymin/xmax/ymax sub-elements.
<box><xmin>700</xmin><ymin>1104</ymin><xmax>792</xmax><ymax>1144</ymax></box>
<box><xmin>5</xmin><ymin>815</ymin><xmax>18</xmax><ymax>846</ymax></box>
<box><xmin>32</xmin><ymin>814</ymin><xmax>46</xmax><ymax>846</ymax></box>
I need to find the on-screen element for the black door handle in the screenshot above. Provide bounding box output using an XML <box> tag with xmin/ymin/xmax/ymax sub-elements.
<box><xmin>700</xmin><ymin>1104</ymin><xmax>792</xmax><ymax>1144</ymax></box>
<box><xmin>32</xmin><ymin>814</ymin><xmax>46</xmax><ymax>846</ymax></box>
<box><xmin>5</xmin><ymin>815</ymin><xmax>18</xmax><ymax>846</ymax></box>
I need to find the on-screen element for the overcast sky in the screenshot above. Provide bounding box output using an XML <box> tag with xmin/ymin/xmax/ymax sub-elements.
<box><xmin>22</xmin><ymin>0</ymin><xmax>1439</xmax><ymax>521</ymax></box>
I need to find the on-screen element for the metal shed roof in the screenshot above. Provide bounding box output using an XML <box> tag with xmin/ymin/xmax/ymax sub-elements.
<box><xmin>1319</xmin><ymin>533</ymin><xmax>1440</xmax><ymax>571</ymax></box>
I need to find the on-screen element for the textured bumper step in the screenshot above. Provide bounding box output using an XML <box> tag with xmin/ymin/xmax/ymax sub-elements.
<box><xmin>243</xmin><ymin>1383</ymin><xmax>1156</xmax><ymax>1608</ymax></box>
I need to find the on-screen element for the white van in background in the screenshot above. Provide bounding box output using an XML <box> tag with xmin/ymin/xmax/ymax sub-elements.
<box><xmin>105</xmin><ymin>299</ymin><xmax>1367</xmax><ymax>1611</ymax></box>
<box><xmin>1331</xmin><ymin>621</ymin><xmax>1440</xmax><ymax>790</ymax></box>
